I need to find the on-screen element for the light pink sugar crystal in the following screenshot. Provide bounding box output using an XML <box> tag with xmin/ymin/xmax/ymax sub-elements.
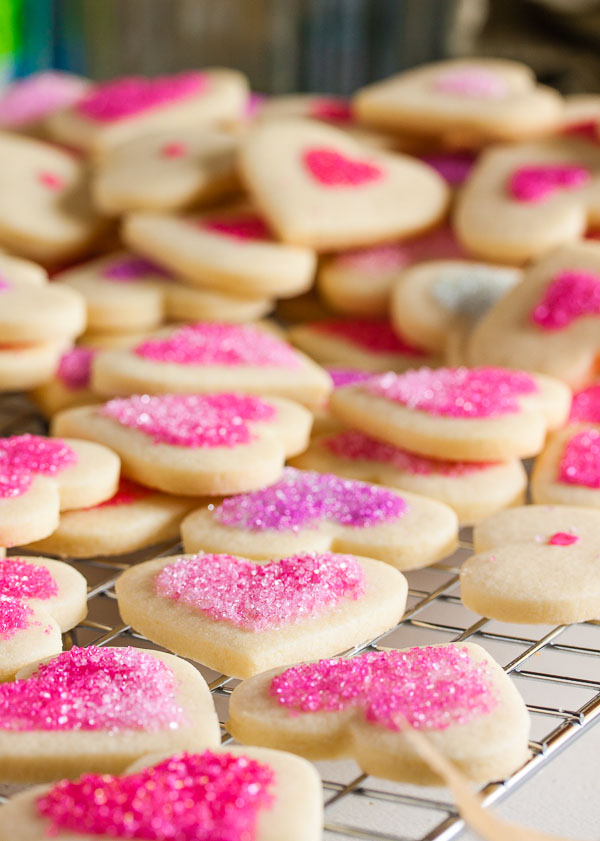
<box><xmin>57</xmin><ymin>347</ymin><xmax>95</xmax><ymax>389</ymax></box>
<box><xmin>0</xmin><ymin>71</ymin><xmax>88</xmax><ymax>127</ymax></box>
<box><xmin>0</xmin><ymin>434</ymin><xmax>77</xmax><ymax>499</ymax></box>
<box><xmin>327</xmin><ymin>367</ymin><xmax>373</xmax><ymax>389</ymax></box>
<box><xmin>36</xmin><ymin>751</ymin><xmax>275</xmax><ymax>841</ymax></box>
<box><xmin>201</xmin><ymin>214</ymin><xmax>271</xmax><ymax>241</ymax></box>
<box><xmin>303</xmin><ymin>147</ymin><xmax>383</xmax><ymax>186</ymax></box>
<box><xmin>134</xmin><ymin>322</ymin><xmax>301</xmax><ymax>368</ymax></box>
<box><xmin>0</xmin><ymin>597</ymin><xmax>34</xmax><ymax>640</ymax></box>
<box><xmin>214</xmin><ymin>467</ymin><xmax>406</xmax><ymax>532</ymax></box>
<box><xmin>0</xmin><ymin>558</ymin><xmax>58</xmax><ymax>600</ymax></box>
<box><xmin>156</xmin><ymin>552</ymin><xmax>365</xmax><ymax>631</ymax></box>
<box><xmin>365</xmin><ymin>366</ymin><xmax>538</xmax><ymax>418</ymax></box>
<box><xmin>314</xmin><ymin>319</ymin><xmax>427</xmax><ymax>356</ymax></box>
<box><xmin>531</xmin><ymin>270</ymin><xmax>600</xmax><ymax>330</ymax></box>
<box><xmin>325</xmin><ymin>429</ymin><xmax>494</xmax><ymax>476</ymax></box>
<box><xmin>93</xmin><ymin>477</ymin><xmax>151</xmax><ymax>508</ymax></box>
<box><xmin>337</xmin><ymin>225</ymin><xmax>464</xmax><ymax>272</ymax></box>
<box><xmin>570</xmin><ymin>384</ymin><xmax>600</xmax><ymax>424</ymax></box>
<box><xmin>509</xmin><ymin>165</ymin><xmax>590</xmax><ymax>202</ymax></box>
<box><xmin>270</xmin><ymin>645</ymin><xmax>497</xmax><ymax>730</ymax></box>
<box><xmin>0</xmin><ymin>646</ymin><xmax>186</xmax><ymax>732</ymax></box>
<box><xmin>559</xmin><ymin>429</ymin><xmax>600</xmax><ymax>489</ymax></box>
<box><xmin>310</xmin><ymin>97</ymin><xmax>353</xmax><ymax>123</ymax></box>
<box><xmin>77</xmin><ymin>72</ymin><xmax>208</xmax><ymax>121</ymax></box>
<box><xmin>548</xmin><ymin>532</ymin><xmax>579</xmax><ymax>546</ymax></box>
<box><xmin>433</xmin><ymin>66</ymin><xmax>508</xmax><ymax>98</ymax></box>
<box><xmin>102</xmin><ymin>256</ymin><xmax>171</xmax><ymax>281</ymax></box>
<box><xmin>101</xmin><ymin>393</ymin><xmax>276</xmax><ymax>448</ymax></box>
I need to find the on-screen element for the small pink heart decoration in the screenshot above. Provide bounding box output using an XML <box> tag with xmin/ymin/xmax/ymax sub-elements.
<box><xmin>509</xmin><ymin>165</ymin><xmax>590</xmax><ymax>202</ymax></box>
<box><xmin>303</xmin><ymin>147</ymin><xmax>383</xmax><ymax>187</ymax></box>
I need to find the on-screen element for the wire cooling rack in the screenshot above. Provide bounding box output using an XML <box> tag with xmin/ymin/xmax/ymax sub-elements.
<box><xmin>2</xmin><ymin>393</ymin><xmax>600</xmax><ymax>841</ymax></box>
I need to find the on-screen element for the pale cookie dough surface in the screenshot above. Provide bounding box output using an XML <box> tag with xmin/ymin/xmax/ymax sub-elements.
<box><xmin>53</xmin><ymin>438</ymin><xmax>120</xmax><ymax>511</ymax></box>
<box><xmin>0</xmin><ymin>604</ymin><xmax>62</xmax><ymax>682</ymax></box>
<box><xmin>0</xmin><ymin>476</ymin><xmax>60</xmax><ymax>548</ymax></box>
<box><xmin>461</xmin><ymin>505</ymin><xmax>600</xmax><ymax>623</ymax></box>
<box><xmin>531</xmin><ymin>425</ymin><xmax>600</xmax><ymax>509</ymax></box>
<box><xmin>455</xmin><ymin>138</ymin><xmax>600</xmax><ymax>264</ymax></box>
<box><xmin>0</xmin><ymin>648</ymin><xmax>220</xmax><ymax>783</ymax></box>
<box><xmin>180</xmin><ymin>469</ymin><xmax>458</xmax><ymax>570</ymax></box>
<box><xmin>30</xmin><ymin>347</ymin><xmax>99</xmax><ymax>417</ymax></box>
<box><xmin>467</xmin><ymin>243</ymin><xmax>600</xmax><ymax>388</ymax></box>
<box><xmin>0</xmin><ymin>745</ymin><xmax>322</xmax><ymax>841</ymax></box>
<box><xmin>228</xmin><ymin>642</ymin><xmax>531</xmax><ymax>785</ymax></box>
<box><xmin>115</xmin><ymin>552</ymin><xmax>408</xmax><ymax>678</ymax></box>
<box><xmin>0</xmin><ymin>341</ymin><xmax>68</xmax><ymax>392</ymax></box>
<box><xmin>239</xmin><ymin>118</ymin><xmax>449</xmax><ymax>251</ymax></box>
<box><xmin>0</xmin><ymin>252</ymin><xmax>47</xmax><ymax>285</ymax></box>
<box><xmin>291</xmin><ymin>433</ymin><xmax>528</xmax><ymax>525</ymax></box>
<box><xmin>0</xmin><ymin>280</ymin><xmax>85</xmax><ymax>344</ymax></box>
<box><xmin>52</xmin><ymin>396</ymin><xmax>312</xmax><ymax>496</ymax></box>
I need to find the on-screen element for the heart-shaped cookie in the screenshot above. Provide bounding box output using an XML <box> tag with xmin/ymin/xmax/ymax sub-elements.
<box><xmin>91</xmin><ymin>322</ymin><xmax>331</xmax><ymax>408</ymax></box>
<box><xmin>0</xmin><ymin>598</ymin><xmax>62</xmax><ymax>683</ymax></box>
<box><xmin>228</xmin><ymin>642</ymin><xmax>530</xmax><ymax>785</ymax></box>
<box><xmin>455</xmin><ymin>138</ymin><xmax>600</xmax><ymax>263</ymax></box>
<box><xmin>52</xmin><ymin>393</ymin><xmax>311</xmax><ymax>495</ymax></box>
<box><xmin>181</xmin><ymin>467</ymin><xmax>458</xmax><ymax>569</ymax></box>
<box><xmin>0</xmin><ymin>645</ymin><xmax>219</xmax><ymax>783</ymax></box>
<box><xmin>291</xmin><ymin>431</ymin><xmax>527</xmax><ymax>525</ymax></box>
<box><xmin>239</xmin><ymin>118</ymin><xmax>448</xmax><ymax>251</ymax></box>
<box><xmin>0</xmin><ymin>746</ymin><xmax>322</xmax><ymax>841</ymax></box>
<box><xmin>462</xmin><ymin>505</ymin><xmax>600</xmax><ymax>623</ymax></box>
<box><xmin>531</xmin><ymin>425</ymin><xmax>600</xmax><ymax>509</ymax></box>
<box><xmin>468</xmin><ymin>243</ymin><xmax>600</xmax><ymax>388</ymax></box>
<box><xmin>329</xmin><ymin>367</ymin><xmax>570</xmax><ymax>460</ymax></box>
<box><xmin>115</xmin><ymin>550</ymin><xmax>407</xmax><ymax>678</ymax></box>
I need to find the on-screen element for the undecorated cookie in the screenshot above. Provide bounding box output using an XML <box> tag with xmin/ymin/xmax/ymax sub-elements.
<box><xmin>0</xmin><ymin>341</ymin><xmax>69</xmax><ymax>393</ymax></box>
<box><xmin>291</xmin><ymin>431</ymin><xmax>527</xmax><ymax>525</ymax></box>
<box><xmin>0</xmin><ymin>271</ymin><xmax>85</xmax><ymax>344</ymax></box>
<box><xmin>0</xmin><ymin>745</ymin><xmax>322</xmax><ymax>841</ymax></box>
<box><xmin>329</xmin><ymin>367</ymin><xmax>570</xmax><ymax>461</ymax></box>
<box><xmin>531</xmin><ymin>425</ymin><xmax>600</xmax><ymax>509</ymax></box>
<box><xmin>228</xmin><ymin>642</ymin><xmax>530</xmax><ymax>785</ymax></box>
<box><xmin>115</xmin><ymin>550</ymin><xmax>408</xmax><ymax>678</ymax></box>
<box><xmin>461</xmin><ymin>505</ymin><xmax>600</xmax><ymax>623</ymax></box>
<box><xmin>52</xmin><ymin>393</ymin><xmax>311</xmax><ymax>495</ymax></box>
<box><xmin>0</xmin><ymin>645</ymin><xmax>220</xmax><ymax>783</ymax></box>
<box><xmin>181</xmin><ymin>467</ymin><xmax>457</xmax><ymax>570</ymax></box>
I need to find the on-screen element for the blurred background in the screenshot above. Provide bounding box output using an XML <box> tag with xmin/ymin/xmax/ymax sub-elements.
<box><xmin>1</xmin><ymin>0</ymin><xmax>600</xmax><ymax>93</ymax></box>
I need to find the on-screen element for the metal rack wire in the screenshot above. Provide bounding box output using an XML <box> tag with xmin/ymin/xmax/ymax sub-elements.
<box><xmin>2</xmin><ymin>394</ymin><xmax>600</xmax><ymax>841</ymax></box>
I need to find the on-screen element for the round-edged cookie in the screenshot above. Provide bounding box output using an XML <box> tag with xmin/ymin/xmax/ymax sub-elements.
<box><xmin>115</xmin><ymin>550</ymin><xmax>407</xmax><ymax>678</ymax></box>
<box><xmin>0</xmin><ymin>70</ymin><xmax>89</xmax><ymax>132</ymax></box>
<box><xmin>0</xmin><ymin>600</ymin><xmax>62</xmax><ymax>683</ymax></box>
<box><xmin>0</xmin><ymin>341</ymin><xmax>69</xmax><ymax>393</ymax></box>
<box><xmin>0</xmin><ymin>274</ymin><xmax>85</xmax><ymax>344</ymax></box>
<box><xmin>531</xmin><ymin>425</ymin><xmax>600</xmax><ymax>509</ymax></box>
<box><xmin>181</xmin><ymin>467</ymin><xmax>458</xmax><ymax>570</ymax></box>
<box><xmin>30</xmin><ymin>347</ymin><xmax>99</xmax><ymax>418</ymax></box>
<box><xmin>228</xmin><ymin>641</ymin><xmax>531</xmax><ymax>785</ymax></box>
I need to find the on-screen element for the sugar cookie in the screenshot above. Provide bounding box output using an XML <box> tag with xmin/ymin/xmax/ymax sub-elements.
<box><xmin>0</xmin><ymin>274</ymin><xmax>85</xmax><ymax>344</ymax></box>
<box><xmin>181</xmin><ymin>467</ymin><xmax>457</xmax><ymax>569</ymax></box>
<box><xmin>228</xmin><ymin>642</ymin><xmax>530</xmax><ymax>785</ymax></box>
<box><xmin>329</xmin><ymin>367</ymin><xmax>570</xmax><ymax>461</ymax></box>
<box><xmin>52</xmin><ymin>393</ymin><xmax>311</xmax><ymax>495</ymax></box>
<box><xmin>461</xmin><ymin>505</ymin><xmax>600</xmax><ymax>623</ymax></box>
<box><xmin>116</xmin><ymin>550</ymin><xmax>407</xmax><ymax>678</ymax></box>
<box><xmin>354</xmin><ymin>58</ymin><xmax>562</xmax><ymax>146</ymax></box>
<box><xmin>291</xmin><ymin>431</ymin><xmax>527</xmax><ymax>525</ymax></box>
<box><xmin>0</xmin><ymin>341</ymin><xmax>69</xmax><ymax>393</ymax></box>
<box><xmin>455</xmin><ymin>137</ymin><xmax>600</xmax><ymax>264</ymax></box>
<box><xmin>467</xmin><ymin>243</ymin><xmax>600</xmax><ymax>388</ymax></box>
<box><xmin>45</xmin><ymin>69</ymin><xmax>248</xmax><ymax>156</ymax></box>
<box><xmin>29</xmin><ymin>478</ymin><xmax>196</xmax><ymax>558</ymax></box>
<box><xmin>0</xmin><ymin>600</ymin><xmax>62</xmax><ymax>683</ymax></box>
<box><xmin>569</xmin><ymin>382</ymin><xmax>600</xmax><ymax>425</ymax></box>
<box><xmin>310</xmin><ymin>366</ymin><xmax>371</xmax><ymax>435</ymax></box>
<box><xmin>0</xmin><ymin>251</ymin><xmax>48</xmax><ymax>285</ymax></box>
<box><xmin>92</xmin><ymin>128</ymin><xmax>239</xmax><ymax>214</ymax></box>
<box><xmin>30</xmin><ymin>347</ymin><xmax>99</xmax><ymax>417</ymax></box>
<box><xmin>317</xmin><ymin>224</ymin><xmax>465</xmax><ymax>317</ymax></box>
<box><xmin>531</xmin><ymin>426</ymin><xmax>600</xmax><ymax>509</ymax></box>
<box><xmin>0</xmin><ymin>746</ymin><xmax>322</xmax><ymax>841</ymax></box>
<box><xmin>0</xmin><ymin>71</ymin><xmax>89</xmax><ymax>131</ymax></box>
<box><xmin>289</xmin><ymin>318</ymin><xmax>433</xmax><ymax>373</ymax></box>
<box><xmin>123</xmin><ymin>203</ymin><xmax>316</xmax><ymax>299</ymax></box>
<box><xmin>0</xmin><ymin>646</ymin><xmax>220</xmax><ymax>783</ymax></box>
<box><xmin>239</xmin><ymin>118</ymin><xmax>449</xmax><ymax>251</ymax></box>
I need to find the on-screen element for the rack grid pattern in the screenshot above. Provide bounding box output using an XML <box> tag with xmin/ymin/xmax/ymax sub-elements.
<box><xmin>2</xmin><ymin>394</ymin><xmax>600</xmax><ymax>841</ymax></box>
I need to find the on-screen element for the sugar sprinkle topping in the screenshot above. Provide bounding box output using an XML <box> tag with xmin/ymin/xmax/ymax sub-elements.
<box><xmin>559</xmin><ymin>429</ymin><xmax>600</xmax><ymax>489</ymax></box>
<box><xmin>531</xmin><ymin>270</ymin><xmax>600</xmax><ymax>330</ymax></box>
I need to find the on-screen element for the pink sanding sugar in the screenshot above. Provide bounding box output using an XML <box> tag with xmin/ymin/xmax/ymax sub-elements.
<box><xmin>327</xmin><ymin>367</ymin><xmax>372</xmax><ymax>389</ymax></box>
<box><xmin>336</xmin><ymin>225</ymin><xmax>465</xmax><ymax>272</ymax></box>
<box><xmin>102</xmin><ymin>256</ymin><xmax>171</xmax><ymax>281</ymax></box>
<box><xmin>214</xmin><ymin>467</ymin><xmax>406</xmax><ymax>532</ymax></box>
<box><xmin>101</xmin><ymin>393</ymin><xmax>276</xmax><ymax>448</ymax></box>
<box><xmin>201</xmin><ymin>214</ymin><xmax>271</xmax><ymax>241</ymax></box>
<box><xmin>270</xmin><ymin>645</ymin><xmax>497</xmax><ymax>730</ymax></box>
<box><xmin>559</xmin><ymin>429</ymin><xmax>600</xmax><ymax>489</ymax></box>
<box><xmin>365</xmin><ymin>366</ymin><xmax>538</xmax><ymax>419</ymax></box>
<box><xmin>0</xmin><ymin>646</ymin><xmax>186</xmax><ymax>732</ymax></box>
<box><xmin>570</xmin><ymin>384</ymin><xmax>600</xmax><ymax>424</ymax></box>
<box><xmin>134</xmin><ymin>323</ymin><xmax>301</xmax><ymax>368</ymax></box>
<box><xmin>0</xmin><ymin>558</ymin><xmax>58</xmax><ymax>601</ymax></box>
<box><xmin>93</xmin><ymin>477</ymin><xmax>151</xmax><ymax>508</ymax></box>
<box><xmin>77</xmin><ymin>72</ymin><xmax>208</xmax><ymax>122</ymax></box>
<box><xmin>325</xmin><ymin>429</ymin><xmax>494</xmax><ymax>476</ymax></box>
<box><xmin>531</xmin><ymin>270</ymin><xmax>600</xmax><ymax>329</ymax></box>
<box><xmin>57</xmin><ymin>347</ymin><xmax>95</xmax><ymax>389</ymax></box>
<box><xmin>310</xmin><ymin>97</ymin><xmax>353</xmax><ymax>123</ymax></box>
<box><xmin>0</xmin><ymin>72</ymin><xmax>88</xmax><ymax>128</ymax></box>
<box><xmin>0</xmin><ymin>278</ymin><xmax>11</xmax><ymax>292</ymax></box>
<box><xmin>0</xmin><ymin>434</ymin><xmax>77</xmax><ymax>499</ymax></box>
<box><xmin>303</xmin><ymin>147</ymin><xmax>383</xmax><ymax>186</ymax></box>
<box><xmin>0</xmin><ymin>598</ymin><xmax>34</xmax><ymax>640</ymax></box>
<box><xmin>36</xmin><ymin>751</ymin><xmax>275</xmax><ymax>841</ymax></box>
<box><xmin>548</xmin><ymin>532</ymin><xmax>579</xmax><ymax>546</ymax></box>
<box><xmin>433</xmin><ymin>67</ymin><xmax>508</xmax><ymax>98</ymax></box>
<box><xmin>314</xmin><ymin>319</ymin><xmax>426</xmax><ymax>356</ymax></box>
<box><xmin>155</xmin><ymin>552</ymin><xmax>365</xmax><ymax>631</ymax></box>
<box><xmin>509</xmin><ymin>165</ymin><xmax>590</xmax><ymax>202</ymax></box>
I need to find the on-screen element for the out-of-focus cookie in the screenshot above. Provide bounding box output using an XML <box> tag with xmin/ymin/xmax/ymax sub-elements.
<box><xmin>30</xmin><ymin>347</ymin><xmax>98</xmax><ymax>417</ymax></box>
<box><xmin>0</xmin><ymin>274</ymin><xmax>85</xmax><ymax>344</ymax></box>
<box><xmin>0</xmin><ymin>342</ymin><xmax>69</xmax><ymax>393</ymax></box>
<box><xmin>0</xmin><ymin>71</ymin><xmax>89</xmax><ymax>132</ymax></box>
<box><xmin>239</xmin><ymin>118</ymin><xmax>449</xmax><ymax>251</ymax></box>
<box><xmin>531</xmin><ymin>426</ymin><xmax>600</xmax><ymax>509</ymax></box>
